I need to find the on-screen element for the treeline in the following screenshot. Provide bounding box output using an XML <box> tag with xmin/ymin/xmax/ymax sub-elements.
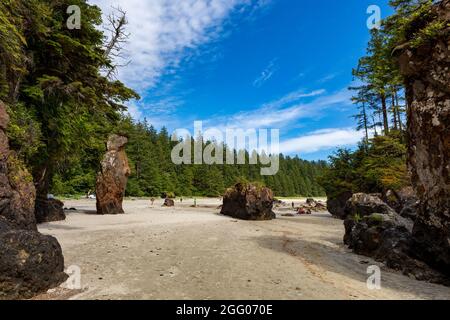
<box><xmin>320</xmin><ymin>0</ymin><xmax>445</xmax><ymax>197</ymax></box>
<box><xmin>54</xmin><ymin>116</ymin><xmax>327</xmax><ymax>198</ymax></box>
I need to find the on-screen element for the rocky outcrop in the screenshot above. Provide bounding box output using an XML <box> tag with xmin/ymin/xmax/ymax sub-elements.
<box><xmin>0</xmin><ymin>216</ymin><xmax>67</xmax><ymax>299</ymax></box>
<box><xmin>344</xmin><ymin>193</ymin><xmax>396</xmax><ymax>218</ymax></box>
<box><xmin>326</xmin><ymin>191</ymin><xmax>352</xmax><ymax>219</ymax></box>
<box><xmin>35</xmin><ymin>198</ymin><xmax>66</xmax><ymax>223</ymax></box>
<box><xmin>96</xmin><ymin>134</ymin><xmax>131</xmax><ymax>215</ymax></box>
<box><xmin>343</xmin><ymin>193</ymin><xmax>448</xmax><ymax>284</ymax></box>
<box><xmin>221</xmin><ymin>183</ymin><xmax>275</xmax><ymax>220</ymax></box>
<box><xmin>0</xmin><ymin>104</ymin><xmax>36</xmax><ymax>231</ymax></box>
<box><xmin>0</xmin><ymin>101</ymin><xmax>67</xmax><ymax>299</ymax></box>
<box><xmin>396</xmin><ymin>0</ymin><xmax>450</xmax><ymax>275</ymax></box>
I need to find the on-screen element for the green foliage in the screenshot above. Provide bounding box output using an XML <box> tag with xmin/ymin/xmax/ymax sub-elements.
<box><xmin>5</xmin><ymin>103</ymin><xmax>42</xmax><ymax>162</ymax></box>
<box><xmin>0</xmin><ymin>0</ymin><xmax>139</xmax><ymax>198</ymax></box>
<box><xmin>319</xmin><ymin>133</ymin><xmax>409</xmax><ymax>198</ymax></box>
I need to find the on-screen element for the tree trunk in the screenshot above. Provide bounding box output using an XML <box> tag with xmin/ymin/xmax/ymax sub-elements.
<box><xmin>391</xmin><ymin>92</ymin><xmax>398</xmax><ymax>131</ymax></box>
<box><xmin>33</xmin><ymin>164</ymin><xmax>65</xmax><ymax>223</ymax></box>
<box><xmin>381</xmin><ymin>94</ymin><xmax>389</xmax><ymax>135</ymax></box>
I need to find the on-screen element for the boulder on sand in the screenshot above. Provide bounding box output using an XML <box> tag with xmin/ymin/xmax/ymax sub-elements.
<box><xmin>343</xmin><ymin>192</ymin><xmax>449</xmax><ymax>284</ymax></box>
<box><xmin>35</xmin><ymin>197</ymin><xmax>66</xmax><ymax>223</ymax></box>
<box><xmin>0</xmin><ymin>216</ymin><xmax>67</xmax><ymax>299</ymax></box>
<box><xmin>221</xmin><ymin>183</ymin><xmax>275</xmax><ymax>220</ymax></box>
<box><xmin>96</xmin><ymin>135</ymin><xmax>131</xmax><ymax>215</ymax></box>
<box><xmin>163</xmin><ymin>198</ymin><xmax>175</xmax><ymax>207</ymax></box>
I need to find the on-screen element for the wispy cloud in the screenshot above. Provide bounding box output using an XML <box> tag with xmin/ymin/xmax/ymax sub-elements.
<box><xmin>279</xmin><ymin>128</ymin><xmax>364</xmax><ymax>155</ymax></box>
<box><xmin>92</xmin><ymin>0</ymin><xmax>269</xmax><ymax>92</ymax></box>
<box><xmin>317</xmin><ymin>72</ymin><xmax>339</xmax><ymax>84</ymax></box>
<box><xmin>253</xmin><ymin>58</ymin><xmax>278</xmax><ymax>87</ymax></box>
<box><xmin>204</xmin><ymin>87</ymin><xmax>352</xmax><ymax>130</ymax></box>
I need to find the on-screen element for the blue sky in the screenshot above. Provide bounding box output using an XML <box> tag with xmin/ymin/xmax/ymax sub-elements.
<box><xmin>93</xmin><ymin>0</ymin><xmax>392</xmax><ymax>161</ymax></box>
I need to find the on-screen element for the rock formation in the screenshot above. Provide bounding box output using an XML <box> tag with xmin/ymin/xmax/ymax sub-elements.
<box><xmin>0</xmin><ymin>101</ymin><xmax>67</xmax><ymax>299</ymax></box>
<box><xmin>343</xmin><ymin>193</ymin><xmax>448</xmax><ymax>284</ymax></box>
<box><xmin>221</xmin><ymin>183</ymin><xmax>275</xmax><ymax>220</ymax></box>
<box><xmin>35</xmin><ymin>198</ymin><xmax>66</xmax><ymax>223</ymax></box>
<box><xmin>396</xmin><ymin>0</ymin><xmax>450</xmax><ymax>275</ymax></box>
<box><xmin>163</xmin><ymin>198</ymin><xmax>175</xmax><ymax>207</ymax></box>
<box><xmin>326</xmin><ymin>191</ymin><xmax>352</xmax><ymax>219</ymax></box>
<box><xmin>344</xmin><ymin>193</ymin><xmax>396</xmax><ymax>218</ymax></box>
<box><xmin>96</xmin><ymin>134</ymin><xmax>131</xmax><ymax>215</ymax></box>
<box><xmin>0</xmin><ymin>104</ymin><xmax>36</xmax><ymax>231</ymax></box>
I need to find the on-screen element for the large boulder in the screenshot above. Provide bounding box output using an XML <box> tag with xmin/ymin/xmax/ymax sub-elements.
<box><xmin>0</xmin><ymin>216</ymin><xmax>67</xmax><ymax>299</ymax></box>
<box><xmin>326</xmin><ymin>191</ymin><xmax>352</xmax><ymax>219</ymax></box>
<box><xmin>344</xmin><ymin>193</ymin><xmax>396</xmax><ymax>218</ymax></box>
<box><xmin>35</xmin><ymin>198</ymin><xmax>66</xmax><ymax>223</ymax></box>
<box><xmin>163</xmin><ymin>198</ymin><xmax>175</xmax><ymax>207</ymax></box>
<box><xmin>0</xmin><ymin>101</ymin><xmax>67</xmax><ymax>299</ymax></box>
<box><xmin>221</xmin><ymin>183</ymin><xmax>275</xmax><ymax>220</ymax></box>
<box><xmin>96</xmin><ymin>134</ymin><xmax>131</xmax><ymax>215</ymax></box>
<box><xmin>396</xmin><ymin>0</ymin><xmax>450</xmax><ymax>275</ymax></box>
<box><xmin>344</xmin><ymin>213</ymin><xmax>447</xmax><ymax>284</ymax></box>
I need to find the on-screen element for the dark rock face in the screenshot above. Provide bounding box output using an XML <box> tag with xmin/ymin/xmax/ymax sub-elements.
<box><xmin>0</xmin><ymin>101</ymin><xmax>67</xmax><ymax>299</ymax></box>
<box><xmin>0</xmin><ymin>103</ymin><xmax>36</xmax><ymax>231</ymax></box>
<box><xmin>221</xmin><ymin>183</ymin><xmax>275</xmax><ymax>221</ymax></box>
<box><xmin>0</xmin><ymin>222</ymin><xmax>67</xmax><ymax>299</ymax></box>
<box><xmin>396</xmin><ymin>0</ymin><xmax>450</xmax><ymax>275</ymax></box>
<box><xmin>327</xmin><ymin>191</ymin><xmax>352</xmax><ymax>219</ymax></box>
<box><xmin>35</xmin><ymin>198</ymin><xmax>66</xmax><ymax>223</ymax></box>
<box><xmin>96</xmin><ymin>135</ymin><xmax>131</xmax><ymax>215</ymax></box>
<box><xmin>383</xmin><ymin>187</ymin><xmax>417</xmax><ymax>215</ymax></box>
<box><xmin>163</xmin><ymin>198</ymin><xmax>175</xmax><ymax>207</ymax></box>
<box><xmin>344</xmin><ymin>193</ymin><xmax>396</xmax><ymax>218</ymax></box>
<box><xmin>344</xmin><ymin>212</ymin><xmax>447</xmax><ymax>284</ymax></box>
<box><xmin>344</xmin><ymin>193</ymin><xmax>449</xmax><ymax>284</ymax></box>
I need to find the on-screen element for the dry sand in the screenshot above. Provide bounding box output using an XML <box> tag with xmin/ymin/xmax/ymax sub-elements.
<box><xmin>37</xmin><ymin>198</ymin><xmax>450</xmax><ymax>300</ymax></box>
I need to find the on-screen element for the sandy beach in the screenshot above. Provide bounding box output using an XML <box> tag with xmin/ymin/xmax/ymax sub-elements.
<box><xmin>36</xmin><ymin>198</ymin><xmax>450</xmax><ymax>300</ymax></box>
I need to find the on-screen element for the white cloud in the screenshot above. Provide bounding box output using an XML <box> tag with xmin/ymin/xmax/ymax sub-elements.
<box><xmin>279</xmin><ymin>128</ymin><xmax>364</xmax><ymax>154</ymax></box>
<box><xmin>125</xmin><ymin>102</ymin><xmax>142</xmax><ymax>120</ymax></box>
<box><xmin>317</xmin><ymin>73</ymin><xmax>339</xmax><ymax>84</ymax></box>
<box><xmin>204</xmin><ymin>87</ymin><xmax>352</xmax><ymax>130</ymax></box>
<box><xmin>91</xmin><ymin>0</ymin><xmax>268</xmax><ymax>92</ymax></box>
<box><xmin>253</xmin><ymin>58</ymin><xmax>278</xmax><ymax>87</ymax></box>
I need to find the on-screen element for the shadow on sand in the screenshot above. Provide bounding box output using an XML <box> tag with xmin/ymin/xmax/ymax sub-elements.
<box><xmin>252</xmin><ymin>234</ymin><xmax>449</xmax><ymax>299</ymax></box>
